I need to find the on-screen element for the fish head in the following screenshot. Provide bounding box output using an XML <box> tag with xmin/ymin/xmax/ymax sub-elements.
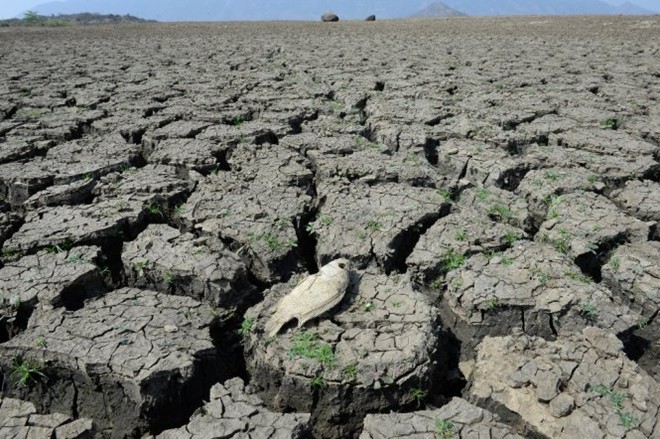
<box><xmin>320</xmin><ymin>258</ymin><xmax>350</xmax><ymax>277</ymax></box>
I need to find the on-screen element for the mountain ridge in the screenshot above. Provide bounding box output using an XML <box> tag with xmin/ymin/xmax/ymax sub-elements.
<box><xmin>409</xmin><ymin>2</ymin><xmax>467</xmax><ymax>18</ymax></box>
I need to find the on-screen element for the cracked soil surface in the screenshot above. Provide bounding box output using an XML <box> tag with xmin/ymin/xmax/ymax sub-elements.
<box><xmin>0</xmin><ymin>15</ymin><xmax>659</xmax><ymax>439</ymax></box>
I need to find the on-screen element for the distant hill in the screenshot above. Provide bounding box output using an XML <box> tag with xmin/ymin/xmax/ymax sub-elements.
<box><xmin>23</xmin><ymin>0</ymin><xmax>658</xmax><ymax>21</ymax></box>
<box><xmin>0</xmin><ymin>12</ymin><xmax>153</xmax><ymax>26</ymax></box>
<box><xmin>410</xmin><ymin>2</ymin><xmax>467</xmax><ymax>18</ymax></box>
<box><xmin>440</xmin><ymin>0</ymin><xmax>655</xmax><ymax>16</ymax></box>
<box><xmin>615</xmin><ymin>1</ymin><xmax>655</xmax><ymax>14</ymax></box>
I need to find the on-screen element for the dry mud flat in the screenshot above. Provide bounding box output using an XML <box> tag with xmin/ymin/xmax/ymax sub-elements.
<box><xmin>0</xmin><ymin>15</ymin><xmax>659</xmax><ymax>438</ymax></box>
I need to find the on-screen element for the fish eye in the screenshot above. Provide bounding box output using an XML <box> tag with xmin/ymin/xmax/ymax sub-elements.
<box><xmin>338</xmin><ymin>262</ymin><xmax>346</xmax><ymax>269</ymax></box>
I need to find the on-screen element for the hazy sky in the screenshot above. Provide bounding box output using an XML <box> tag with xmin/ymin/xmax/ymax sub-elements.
<box><xmin>1</xmin><ymin>0</ymin><xmax>658</xmax><ymax>19</ymax></box>
<box><xmin>1</xmin><ymin>0</ymin><xmax>46</xmax><ymax>19</ymax></box>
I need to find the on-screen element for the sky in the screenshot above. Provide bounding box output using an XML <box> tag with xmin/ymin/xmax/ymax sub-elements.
<box><xmin>0</xmin><ymin>0</ymin><xmax>658</xmax><ymax>19</ymax></box>
<box><xmin>0</xmin><ymin>0</ymin><xmax>45</xmax><ymax>19</ymax></box>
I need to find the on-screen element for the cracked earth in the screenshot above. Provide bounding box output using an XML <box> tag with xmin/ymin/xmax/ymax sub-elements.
<box><xmin>0</xmin><ymin>15</ymin><xmax>659</xmax><ymax>439</ymax></box>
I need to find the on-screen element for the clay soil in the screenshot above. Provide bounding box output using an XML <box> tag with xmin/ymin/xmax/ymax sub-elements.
<box><xmin>0</xmin><ymin>16</ymin><xmax>659</xmax><ymax>439</ymax></box>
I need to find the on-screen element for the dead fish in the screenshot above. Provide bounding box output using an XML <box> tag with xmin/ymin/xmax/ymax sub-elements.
<box><xmin>264</xmin><ymin>258</ymin><xmax>350</xmax><ymax>337</ymax></box>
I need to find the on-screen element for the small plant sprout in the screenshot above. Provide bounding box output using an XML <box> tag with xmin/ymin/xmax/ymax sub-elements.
<box><xmin>499</xmin><ymin>255</ymin><xmax>514</xmax><ymax>266</ymax></box>
<box><xmin>587</xmin><ymin>174</ymin><xmax>599</xmax><ymax>184</ymax></box>
<box><xmin>163</xmin><ymin>273</ymin><xmax>174</xmax><ymax>284</ymax></box>
<box><xmin>146</xmin><ymin>203</ymin><xmax>164</xmax><ymax>218</ymax></box>
<box><xmin>454</xmin><ymin>228</ymin><xmax>468</xmax><ymax>241</ymax></box>
<box><xmin>637</xmin><ymin>317</ymin><xmax>649</xmax><ymax>330</ymax></box>
<box><xmin>435</xmin><ymin>419</ymin><xmax>456</xmax><ymax>439</ymax></box>
<box><xmin>289</xmin><ymin>331</ymin><xmax>335</xmax><ymax>368</ymax></box>
<box><xmin>9</xmin><ymin>295</ymin><xmax>21</xmax><ymax>310</ymax></box>
<box><xmin>564</xmin><ymin>270</ymin><xmax>591</xmax><ymax>284</ymax></box>
<box><xmin>484</xmin><ymin>296</ymin><xmax>499</xmax><ymax>312</ymax></box>
<box><xmin>599</xmin><ymin>118</ymin><xmax>618</xmax><ymax>130</ymax></box>
<box><xmin>436</xmin><ymin>189</ymin><xmax>453</xmax><ymax>203</ymax></box>
<box><xmin>232</xmin><ymin>115</ymin><xmax>246</xmax><ymax>126</ymax></box>
<box><xmin>263</xmin><ymin>233</ymin><xmax>284</xmax><ymax>251</ymax></box>
<box><xmin>134</xmin><ymin>260</ymin><xmax>150</xmax><ymax>277</ymax></box>
<box><xmin>342</xmin><ymin>363</ymin><xmax>358</xmax><ymax>381</ymax></box>
<box><xmin>318</xmin><ymin>214</ymin><xmax>333</xmax><ymax>225</ymax></box>
<box><xmin>590</xmin><ymin>384</ymin><xmax>639</xmax><ymax>430</ymax></box>
<box><xmin>115</xmin><ymin>200</ymin><xmax>127</xmax><ymax>211</ymax></box>
<box><xmin>580</xmin><ymin>303</ymin><xmax>599</xmax><ymax>319</ymax></box>
<box><xmin>608</xmin><ymin>256</ymin><xmax>620</xmax><ymax>271</ymax></box>
<box><xmin>10</xmin><ymin>358</ymin><xmax>47</xmax><ymax>388</ymax></box>
<box><xmin>356</xmin><ymin>229</ymin><xmax>368</xmax><ymax>240</ymax></box>
<box><xmin>450</xmin><ymin>277</ymin><xmax>464</xmax><ymax>288</ymax></box>
<box><xmin>96</xmin><ymin>265</ymin><xmax>111</xmax><ymax>277</ymax></box>
<box><xmin>364</xmin><ymin>301</ymin><xmax>375</xmax><ymax>312</ymax></box>
<box><xmin>504</xmin><ymin>231</ymin><xmax>520</xmax><ymax>246</ymax></box>
<box><xmin>488</xmin><ymin>204</ymin><xmax>513</xmax><ymax>220</ymax></box>
<box><xmin>238</xmin><ymin>317</ymin><xmax>255</xmax><ymax>337</ymax></box>
<box><xmin>174</xmin><ymin>204</ymin><xmax>186</xmax><ymax>216</ymax></box>
<box><xmin>305</xmin><ymin>222</ymin><xmax>319</xmax><ymax>236</ymax></box>
<box><xmin>329</xmin><ymin>101</ymin><xmax>343</xmax><ymax>113</ymax></box>
<box><xmin>533</xmin><ymin>269</ymin><xmax>550</xmax><ymax>286</ymax></box>
<box><xmin>544</xmin><ymin>170</ymin><xmax>561</xmax><ymax>181</ymax></box>
<box><xmin>310</xmin><ymin>375</ymin><xmax>327</xmax><ymax>388</ymax></box>
<box><xmin>475</xmin><ymin>187</ymin><xmax>489</xmax><ymax>201</ymax></box>
<box><xmin>65</xmin><ymin>254</ymin><xmax>85</xmax><ymax>264</ymax></box>
<box><xmin>544</xmin><ymin>194</ymin><xmax>563</xmax><ymax>220</ymax></box>
<box><xmin>2</xmin><ymin>248</ymin><xmax>18</xmax><ymax>259</ymax></box>
<box><xmin>544</xmin><ymin>228</ymin><xmax>572</xmax><ymax>254</ymax></box>
<box><xmin>443</xmin><ymin>250</ymin><xmax>466</xmax><ymax>270</ymax></box>
<box><xmin>35</xmin><ymin>338</ymin><xmax>47</xmax><ymax>348</ymax></box>
<box><xmin>410</xmin><ymin>388</ymin><xmax>427</xmax><ymax>406</ymax></box>
<box><xmin>430</xmin><ymin>277</ymin><xmax>444</xmax><ymax>289</ymax></box>
<box><xmin>390</xmin><ymin>300</ymin><xmax>401</xmax><ymax>308</ymax></box>
<box><xmin>274</xmin><ymin>218</ymin><xmax>289</xmax><ymax>231</ymax></box>
<box><xmin>366</xmin><ymin>221</ymin><xmax>383</xmax><ymax>233</ymax></box>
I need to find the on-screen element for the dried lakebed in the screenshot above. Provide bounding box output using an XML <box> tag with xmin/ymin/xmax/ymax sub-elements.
<box><xmin>0</xmin><ymin>16</ymin><xmax>659</xmax><ymax>438</ymax></box>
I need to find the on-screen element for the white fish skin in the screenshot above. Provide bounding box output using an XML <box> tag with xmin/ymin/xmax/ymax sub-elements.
<box><xmin>264</xmin><ymin>258</ymin><xmax>350</xmax><ymax>337</ymax></box>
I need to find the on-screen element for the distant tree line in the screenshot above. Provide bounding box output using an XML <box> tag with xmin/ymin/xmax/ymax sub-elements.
<box><xmin>0</xmin><ymin>11</ymin><xmax>155</xmax><ymax>27</ymax></box>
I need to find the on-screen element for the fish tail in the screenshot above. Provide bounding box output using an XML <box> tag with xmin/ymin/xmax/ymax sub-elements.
<box><xmin>264</xmin><ymin>311</ymin><xmax>288</xmax><ymax>338</ymax></box>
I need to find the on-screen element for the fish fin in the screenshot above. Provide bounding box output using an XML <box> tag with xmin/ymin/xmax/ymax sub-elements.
<box><xmin>264</xmin><ymin>310</ymin><xmax>289</xmax><ymax>338</ymax></box>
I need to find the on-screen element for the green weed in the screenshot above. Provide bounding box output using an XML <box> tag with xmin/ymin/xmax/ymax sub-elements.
<box><xmin>289</xmin><ymin>332</ymin><xmax>335</xmax><ymax>368</ymax></box>
<box><xmin>484</xmin><ymin>296</ymin><xmax>499</xmax><ymax>312</ymax></box>
<box><xmin>599</xmin><ymin>118</ymin><xmax>618</xmax><ymax>130</ymax></box>
<box><xmin>238</xmin><ymin>317</ymin><xmax>255</xmax><ymax>337</ymax></box>
<box><xmin>488</xmin><ymin>204</ymin><xmax>513</xmax><ymax>220</ymax></box>
<box><xmin>591</xmin><ymin>384</ymin><xmax>638</xmax><ymax>430</ymax></box>
<box><xmin>10</xmin><ymin>358</ymin><xmax>46</xmax><ymax>388</ymax></box>
<box><xmin>579</xmin><ymin>303</ymin><xmax>598</xmax><ymax>319</ymax></box>
<box><xmin>410</xmin><ymin>387</ymin><xmax>427</xmax><ymax>406</ymax></box>
<box><xmin>342</xmin><ymin>363</ymin><xmax>358</xmax><ymax>381</ymax></box>
<box><xmin>310</xmin><ymin>375</ymin><xmax>327</xmax><ymax>388</ymax></box>
<box><xmin>134</xmin><ymin>260</ymin><xmax>150</xmax><ymax>277</ymax></box>
<box><xmin>454</xmin><ymin>228</ymin><xmax>468</xmax><ymax>241</ymax></box>
<box><xmin>443</xmin><ymin>250</ymin><xmax>466</xmax><ymax>270</ymax></box>
<box><xmin>434</xmin><ymin>419</ymin><xmax>455</xmax><ymax>439</ymax></box>
<box><xmin>504</xmin><ymin>231</ymin><xmax>520</xmax><ymax>245</ymax></box>
<box><xmin>145</xmin><ymin>203</ymin><xmax>164</xmax><ymax>218</ymax></box>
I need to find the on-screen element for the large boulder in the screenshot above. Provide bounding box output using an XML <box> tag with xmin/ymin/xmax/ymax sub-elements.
<box><xmin>321</xmin><ymin>12</ymin><xmax>339</xmax><ymax>22</ymax></box>
<box><xmin>365</xmin><ymin>15</ymin><xmax>376</xmax><ymax>21</ymax></box>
